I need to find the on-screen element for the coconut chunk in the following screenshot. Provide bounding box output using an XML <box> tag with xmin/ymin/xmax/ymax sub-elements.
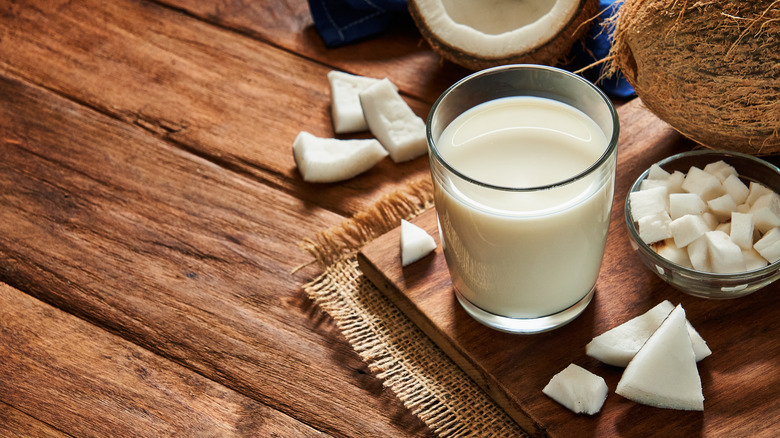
<box><xmin>703</xmin><ymin>160</ymin><xmax>738</xmax><ymax>182</ymax></box>
<box><xmin>543</xmin><ymin>364</ymin><xmax>608</xmax><ymax>415</ymax></box>
<box><xmin>707</xmin><ymin>194</ymin><xmax>738</xmax><ymax>221</ymax></box>
<box><xmin>656</xmin><ymin>239</ymin><xmax>693</xmax><ymax>269</ymax></box>
<box><xmin>749</xmin><ymin>192</ymin><xmax>780</xmax><ymax>233</ymax></box>
<box><xmin>616</xmin><ymin>305</ymin><xmax>704</xmax><ymax>411</ymax></box>
<box><xmin>668</xmin><ymin>193</ymin><xmax>706</xmax><ymax>220</ymax></box>
<box><xmin>586</xmin><ymin>300</ymin><xmax>710</xmax><ymax>367</ymax></box>
<box><xmin>730</xmin><ymin>212</ymin><xmax>754</xmax><ymax>250</ymax></box>
<box><xmin>682</xmin><ymin>166</ymin><xmax>725</xmax><ymax>202</ymax></box>
<box><xmin>327</xmin><ymin>71</ymin><xmax>392</xmax><ymax>134</ymax></box>
<box><xmin>400</xmin><ymin>219</ymin><xmax>437</xmax><ymax>266</ymax></box>
<box><xmin>670</xmin><ymin>214</ymin><xmax>710</xmax><ymax>248</ymax></box>
<box><xmin>722</xmin><ymin>174</ymin><xmax>749</xmax><ymax>205</ymax></box>
<box><xmin>630</xmin><ymin>186</ymin><xmax>668</xmax><ymax>221</ymax></box>
<box><xmin>647</xmin><ymin>163</ymin><xmax>671</xmax><ymax>180</ymax></box>
<box><xmin>754</xmin><ymin>227</ymin><xmax>780</xmax><ymax>264</ymax></box>
<box><xmin>687</xmin><ymin>236</ymin><xmax>711</xmax><ymax>272</ymax></box>
<box><xmin>638</xmin><ymin>211</ymin><xmax>673</xmax><ymax>245</ymax></box>
<box><xmin>292</xmin><ymin>131</ymin><xmax>388</xmax><ymax>183</ymax></box>
<box><xmin>359</xmin><ymin>79</ymin><xmax>427</xmax><ymax>163</ymax></box>
<box><xmin>705</xmin><ymin>230</ymin><xmax>745</xmax><ymax>273</ymax></box>
<box><xmin>743</xmin><ymin>248</ymin><xmax>770</xmax><ymax>271</ymax></box>
<box><xmin>746</xmin><ymin>182</ymin><xmax>773</xmax><ymax>206</ymax></box>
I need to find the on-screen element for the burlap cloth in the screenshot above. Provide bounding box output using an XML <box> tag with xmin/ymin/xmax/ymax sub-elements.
<box><xmin>300</xmin><ymin>176</ymin><xmax>528</xmax><ymax>437</ymax></box>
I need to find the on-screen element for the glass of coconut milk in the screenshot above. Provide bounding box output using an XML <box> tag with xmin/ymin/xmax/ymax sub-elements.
<box><xmin>427</xmin><ymin>65</ymin><xmax>619</xmax><ymax>334</ymax></box>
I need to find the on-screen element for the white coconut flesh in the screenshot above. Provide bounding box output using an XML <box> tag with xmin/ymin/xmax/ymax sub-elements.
<box><xmin>412</xmin><ymin>0</ymin><xmax>581</xmax><ymax>58</ymax></box>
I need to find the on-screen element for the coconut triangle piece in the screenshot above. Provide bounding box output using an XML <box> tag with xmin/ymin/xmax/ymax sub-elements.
<box><xmin>400</xmin><ymin>219</ymin><xmax>436</xmax><ymax>266</ymax></box>
<box><xmin>616</xmin><ymin>304</ymin><xmax>704</xmax><ymax>411</ymax></box>
<box><xmin>292</xmin><ymin>131</ymin><xmax>388</xmax><ymax>183</ymax></box>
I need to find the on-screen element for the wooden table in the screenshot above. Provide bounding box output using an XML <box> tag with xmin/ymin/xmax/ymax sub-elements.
<box><xmin>1</xmin><ymin>1</ymin><xmax>777</xmax><ymax>437</ymax></box>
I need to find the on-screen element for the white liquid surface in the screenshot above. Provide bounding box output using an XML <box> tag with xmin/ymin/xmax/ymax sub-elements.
<box><xmin>434</xmin><ymin>96</ymin><xmax>615</xmax><ymax>318</ymax></box>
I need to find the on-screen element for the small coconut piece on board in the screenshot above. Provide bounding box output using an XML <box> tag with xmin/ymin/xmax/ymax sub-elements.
<box><xmin>327</xmin><ymin>71</ymin><xmax>394</xmax><ymax>134</ymax></box>
<box><xmin>400</xmin><ymin>219</ymin><xmax>437</xmax><ymax>266</ymax></box>
<box><xmin>359</xmin><ymin>79</ymin><xmax>427</xmax><ymax>163</ymax></box>
<box><xmin>292</xmin><ymin>131</ymin><xmax>388</xmax><ymax>183</ymax></box>
<box><xmin>407</xmin><ymin>0</ymin><xmax>598</xmax><ymax>70</ymax></box>
<box><xmin>543</xmin><ymin>364</ymin><xmax>608</xmax><ymax>415</ymax></box>
<box><xmin>616</xmin><ymin>305</ymin><xmax>705</xmax><ymax>411</ymax></box>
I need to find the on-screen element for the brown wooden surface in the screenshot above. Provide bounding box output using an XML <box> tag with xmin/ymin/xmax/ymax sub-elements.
<box><xmin>1</xmin><ymin>0</ymin><xmax>776</xmax><ymax>437</ymax></box>
<box><xmin>358</xmin><ymin>98</ymin><xmax>780</xmax><ymax>437</ymax></box>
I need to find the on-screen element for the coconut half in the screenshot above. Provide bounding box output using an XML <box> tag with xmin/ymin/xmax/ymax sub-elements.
<box><xmin>408</xmin><ymin>0</ymin><xmax>598</xmax><ymax>70</ymax></box>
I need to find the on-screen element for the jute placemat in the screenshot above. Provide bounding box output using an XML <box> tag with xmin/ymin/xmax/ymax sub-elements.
<box><xmin>300</xmin><ymin>176</ymin><xmax>527</xmax><ymax>437</ymax></box>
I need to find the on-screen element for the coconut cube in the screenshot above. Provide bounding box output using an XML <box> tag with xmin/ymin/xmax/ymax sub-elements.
<box><xmin>292</xmin><ymin>131</ymin><xmax>388</xmax><ymax>183</ymax></box>
<box><xmin>746</xmin><ymin>182</ymin><xmax>773</xmax><ymax>206</ymax></box>
<box><xmin>327</xmin><ymin>71</ymin><xmax>391</xmax><ymax>134</ymax></box>
<box><xmin>359</xmin><ymin>79</ymin><xmax>427</xmax><ymax>163</ymax></box>
<box><xmin>638</xmin><ymin>211</ymin><xmax>673</xmax><ymax>244</ymax></box>
<box><xmin>703</xmin><ymin>160</ymin><xmax>738</xmax><ymax>182</ymax></box>
<box><xmin>669</xmin><ymin>193</ymin><xmax>707</xmax><ymax>220</ymax></box>
<box><xmin>682</xmin><ymin>166</ymin><xmax>725</xmax><ymax>201</ymax></box>
<box><xmin>670</xmin><ymin>214</ymin><xmax>710</xmax><ymax>248</ymax></box>
<box><xmin>630</xmin><ymin>186</ymin><xmax>669</xmax><ymax>221</ymax></box>
<box><xmin>700</xmin><ymin>212</ymin><xmax>719</xmax><ymax>230</ymax></box>
<box><xmin>542</xmin><ymin>364</ymin><xmax>608</xmax><ymax>415</ymax></box>
<box><xmin>656</xmin><ymin>239</ymin><xmax>693</xmax><ymax>269</ymax></box>
<box><xmin>641</xmin><ymin>170</ymin><xmax>684</xmax><ymax>194</ymax></box>
<box><xmin>730</xmin><ymin>212</ymin><xmax>754</xmax><ymax>250</ymax></box>
<box><xmin>687</xmin><ymin>236</ymin><xmax>710</xmax><ymax>272</ymax></box>
<box><xmin>743</xmin><ymin>248</ymin><xmax>769</xmax><ymax>271</ymax></box>
<box><xmin>754</xmin><ymin>227</ymin><xmax>780</xmax><ymax>264</ymax></box>
<box><xmin>400</xmin><ymin>219</ymin><xmax>437</xmax><ymax>266</ymax></box>
<box><xmin>647</xmin><ymin>163</ymin><xmax>671</xmax><ymax>180</ymax></box>
<box><xmin>705</xmin><ymin>230</ymin><xmax>746</xmax><ymax>273</ymax></box>
<box><xmin>722</xmin><ymin>174</ymin><xmax>749</xmax><ymax>205</ymax></box>
<box><xmin>749</xmin><ymin>192</ymin><xmax>780</xmax><ymax>233</ymax></box>
<box><xmin>707</xmin><ymin>193</ymin><xmax>738</xmax><ymax>221</ymax></box>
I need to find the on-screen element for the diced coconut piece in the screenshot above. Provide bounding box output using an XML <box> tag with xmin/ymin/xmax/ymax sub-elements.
<box><xmin>705</xmin><ymin>230</ymin><xmax>745</xmax><ymax>273</ymax></box>
<box><xmin>746</xmin><ymin>182</ymin><xmax>773</xmax><ymax>206</ymax></box>
<box><xmin>640</xmin><ymin>178</ymin><xmax>668</xmax><ymax>192</ymax></box>
<box><xmin>688</xmin><ymin>236</ymin><xmax>711</xmax><ymax>272</ymax></box>
<box><xmin>638</xmin><ymin>211</ymin><xmax>673</xmax><ymax>245</ymax></box>
<box><xmin>754</xmin><ymin>227</ymin><xmax>780</xmax><ymax>263</ymax></box>
<box><xmin>701</xmin><ymin>212</ymin><xmax>719</xmax><ymax>230</ymax></box>
<box><xmin>703</xmin><ymin>160</ymin><xmax>738</xmax><ymax>182</ymax></box>
<box><xmin>670</xmin><ymin>214</ymin><xmax>710</xmax><ymax>248</ymax></box>
<box><xmin>327</xmin><ymin>70</ymin><xmax>393</xmax><ymax>134</ymax></box>
<box><xmin>292</xmin><ymin>131</ymin><xmax>388</xmax><ymax>183</ymax></box>
<box><xmin>641</xmin><ymin>170</ymin><xmax>684</xmax><ymax>194</ymax></box>
<box><xmin>542</xmin><ymin>364</ymin><xmax>608</xmax><ymax>415</ymax></box>
<box><xmin>736</xmin><ymin>203</ymin><xmax>751</xmax><ymax>214</ymax></box>
<box><xmin>586</xmin><ymin>300</ymin><xmax>710</xmax><ymax>367</ymax></box>
<box><xmin>400</xmin><ymin>219</ymin><xmax>437</xmax><ymax>266</ymax></box>
<box><xmin>647</xmin><ymin>163</ymin><xmax>671</xmax><ymax>180</ymax></box>
<box><xmin>616</xmin><ymin>305</ymin><xmax>704</xmax><ymax>411</ymax></box>
<box><xmin>630</xmin><ymin>186</ymin><xmax>668</xmax><ymax>221</ymax></box>
<box><xmin>730</xmin><ymin>212</ymin><xmax>754</xmax><ymax>250</ymax></box>
<box><xmin>669</xmin><ymin>193</ymin><xmax>707</xmax><ymax>220</ymax></box>
<box><xmin>743</xmin><ymin>248</ymin><xmax>769</xmax><ymax>271</ymax></box>
<box><xmin>359</xmin><ymin>79</ymin><xmax>427</xmax><ymax>163</ymax></box>
<box><xmin>749</xmin><ymin>192</ymin><xmax>780</xmax><ymax>233</ymax></box>
<box><xmin>715</xmin><ymin>221</ymin><xmax>731</xmax><ymax>235</ymax></box>
<box><xmin>708</xmin><ymin>194</ymin><xmax>738</xmax><ymax>221</ymax></box>
<box><xmin>656</xmin><ymin>239</ymin><xmax>693</xmax><ymax>269</ymax></box>
<box><xmin>722</xmin><ymin>174</ymin><xmax>749</xmax><ymax>205</ymax></box>
<box><xmin>682</xmin><ymin>166</ymin><xmax>725</xmax><ymax>201</ymax></box>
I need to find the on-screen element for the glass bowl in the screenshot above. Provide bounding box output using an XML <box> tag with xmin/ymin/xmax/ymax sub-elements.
<box><xmin>625</xmin><ymin>149</ymin><xmax>780</xmax><ymax>299</ymax></box>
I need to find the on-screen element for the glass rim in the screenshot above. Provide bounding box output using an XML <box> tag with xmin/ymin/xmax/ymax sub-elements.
<box><xmin>426</xmin><ymin>64</ymin><xmax>620</xmax><ymax>192</ymax></box>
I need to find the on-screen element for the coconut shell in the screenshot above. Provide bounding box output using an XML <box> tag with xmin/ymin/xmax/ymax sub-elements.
<box><xmin>611</xmin><ymin>0</ymin><xmax>780</xmax><ymax>156</ymax></box>
<box><xmin>408</xmin><ymin>0</ymin><xmax>599</xmax><ymax>71</ymax></box>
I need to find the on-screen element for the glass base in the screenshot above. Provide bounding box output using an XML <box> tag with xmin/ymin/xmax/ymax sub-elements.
<box><xmin>454</xmin><ymin>286</ymin><xmax>595</xmax><ymax>334</ymax></box>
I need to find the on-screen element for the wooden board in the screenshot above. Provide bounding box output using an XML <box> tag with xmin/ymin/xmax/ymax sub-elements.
<box><xmin>359</xmin><ymin>99</ymin><xmax>780</xmax><ymax>437</ymax></box>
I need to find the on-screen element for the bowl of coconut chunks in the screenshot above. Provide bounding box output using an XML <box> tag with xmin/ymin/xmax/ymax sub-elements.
<box><xmin>625</xmin><ymin>149</ymin><xmax>780</xmax><ymax>299</ymax></box>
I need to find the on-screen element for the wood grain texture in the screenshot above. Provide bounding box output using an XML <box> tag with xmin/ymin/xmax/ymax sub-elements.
<box><xmin>0</xmin><ymin>400</ymin><xmax>67</xmax><ymax>438</ymax></box>
<box><xmin>0</xmin><ymin>0</ymin><xmax>435</xmax><ymax>217</ymax></box>
<box><xmin>0</xmin><ymin>283</ymin><xmax>322</xmax><ymax>437</ymax></box>
<box><xmin>0</xmin><ymin>73</ymin><xmax>430</xmax><ymax>437</ymax></box>
<box><xmin>359</xmin><ymin>99</ymin><xmax>780</xmax><ymax>437</ymax></box>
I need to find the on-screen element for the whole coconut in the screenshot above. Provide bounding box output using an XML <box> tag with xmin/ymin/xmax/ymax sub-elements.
<box><xmin>610</xmin><ymin>0</ymin><xmax>779</xmax><ymax>155</ymax></box>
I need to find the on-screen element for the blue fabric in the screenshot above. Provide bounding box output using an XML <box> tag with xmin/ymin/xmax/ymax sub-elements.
<box><xmin>307</xmin><ymin>0</ymin><xmax>634</xmax><ymax>99</ymax></box>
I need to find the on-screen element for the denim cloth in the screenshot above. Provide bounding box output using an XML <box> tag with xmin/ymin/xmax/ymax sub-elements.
<box><xmin>307</xmin><ymin>0</ymin><xmax>634</xmax><ymax>98</ymax></box>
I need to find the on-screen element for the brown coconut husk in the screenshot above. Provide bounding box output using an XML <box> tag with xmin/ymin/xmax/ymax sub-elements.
<box><xmin>409</xmin><ymin>0</ymin><xmax>599</xmax><ymax>71</ymax></box>
<box><xmin>607</xmin><ymin>0</ymin><xmax>780</xmax><ymax>156</ymax></box>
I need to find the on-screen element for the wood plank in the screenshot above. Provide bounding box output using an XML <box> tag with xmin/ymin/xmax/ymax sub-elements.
<box><xmin>0</xmin><ymin>0</ymin><xmax>433</xmax><ymax>217</ymax></box>
<box><xmin>0</xmin><ymin>74</ymin><xmax>431</xmax><ymax>437</ymax></box>
<box><xmin>358</xmin><ymin>99</ymin><xmax>780</xmax><ymax>437</ymax></box>
<box><xmin>0</xmin><ymin>282</ymin><xmax>322</xmax><ymax>437</ymax></box>
<box><xmin>0</xmin><ymin>400</ymin><xmax>67</xmax><ymax>438</ymax></box>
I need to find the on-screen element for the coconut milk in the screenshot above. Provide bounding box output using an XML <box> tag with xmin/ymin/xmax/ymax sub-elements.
<box><xmin>434</xmin><ymin>96</ymin><xmax>614</xmax><ymax>318</ymax></box>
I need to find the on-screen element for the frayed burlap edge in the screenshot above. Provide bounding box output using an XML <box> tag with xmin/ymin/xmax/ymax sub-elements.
<box><xmin>299</xmin><ymin>176</ymin><xmax>527</xmax><ymax>437</ymax></box>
